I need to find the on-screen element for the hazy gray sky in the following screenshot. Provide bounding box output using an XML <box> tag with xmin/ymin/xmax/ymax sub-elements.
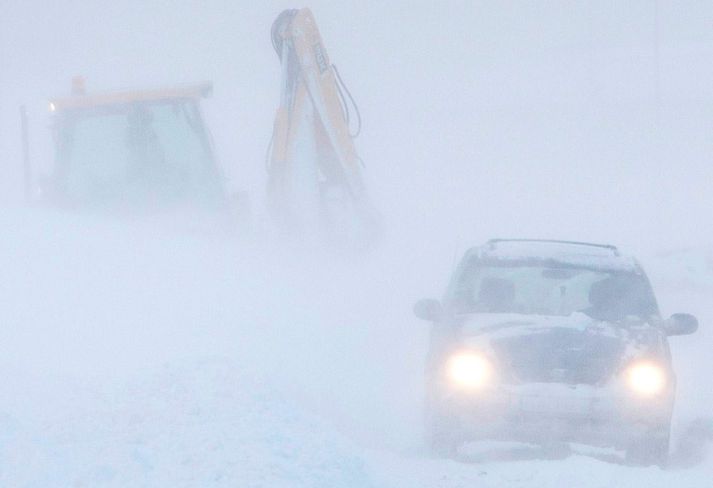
<box><xmin>2</xmin><ymin>1</ymin><xmax>713</xmax><ymax>250</ymax></box>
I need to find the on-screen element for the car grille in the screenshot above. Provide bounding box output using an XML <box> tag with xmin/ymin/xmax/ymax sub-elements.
<box><xmin>491</xmin><ymin>328</ymin><xmax>624</xmax><ymax>385</ymax></box>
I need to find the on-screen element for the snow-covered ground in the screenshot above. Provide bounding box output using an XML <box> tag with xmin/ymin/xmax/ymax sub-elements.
<box><xmin>0</xmin><ymin>208</ymin><xmax>711</xmax><ymax>487</ymax></box>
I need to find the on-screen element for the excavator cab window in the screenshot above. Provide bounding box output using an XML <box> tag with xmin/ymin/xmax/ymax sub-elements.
<box><xmin>53</xmin><ymin>99</ymin><xmax>223</xmax><ymax>209</ymax></box>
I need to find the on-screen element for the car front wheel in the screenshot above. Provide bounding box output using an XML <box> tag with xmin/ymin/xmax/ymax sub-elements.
<box><xmin>625</xmin><ymin>433</ymin><xmax>670</xmax><ymax>467</ymax></box>
<box><xmin>424</xmin><ymin>408</ymin><xmax>462</xmax><ymax>458</ymax></box>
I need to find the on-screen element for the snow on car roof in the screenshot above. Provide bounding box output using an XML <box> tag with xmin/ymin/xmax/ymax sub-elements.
<box><xmin>471</xmin><ymin>239</ymin><xmax>640</xmax><ymax>272</ymax></box>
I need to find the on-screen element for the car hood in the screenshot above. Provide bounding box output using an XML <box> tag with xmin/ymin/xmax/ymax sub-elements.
<box><xmin>458</xmin><ymin>313</ymin><xmax>662</xmax><ymax>385</ymax></box>
<box><xmin>460</xmin><ymin>312</ymin><xmax>630</xmax><ymax>337</ymax></box>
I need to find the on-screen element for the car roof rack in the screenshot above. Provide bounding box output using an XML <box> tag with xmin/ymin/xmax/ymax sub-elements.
<box><xmin>486</xmin><ymin>239</ymin><xmax>620</xmax><ymax>256</ymax></box>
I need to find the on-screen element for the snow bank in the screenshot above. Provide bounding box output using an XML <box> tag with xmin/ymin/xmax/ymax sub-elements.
<box><xmin>0</xmin><ymin>358</ymin><xmax>374</xmax><ymax>487</ymax></box>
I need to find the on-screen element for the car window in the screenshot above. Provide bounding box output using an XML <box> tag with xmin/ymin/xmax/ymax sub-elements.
<box><xmin>451</xmin><ymin>262</ymin><xmax>658</xmax><ymax>321</ymax></box>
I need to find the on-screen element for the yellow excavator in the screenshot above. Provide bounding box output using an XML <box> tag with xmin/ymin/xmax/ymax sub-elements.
<box><xmin>267</xmin><ymin>8</ymin><xmax>378</xmax><ymax>245</ymax></box>
<box><xmin>22</xmin><ymin>9</ymin><xmax>374</xmax><ymax>242</ymax></box>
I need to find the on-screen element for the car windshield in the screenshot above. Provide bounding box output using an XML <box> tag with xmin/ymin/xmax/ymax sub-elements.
<box><xmin>54</xmin><ymin>100</ymin><xmax>223</xmax><ymax>206</ymax></box>
<box><xmin>451</xmin><ymin>262</ymin><xmax>658</xmax><ymax>322</ymax></box>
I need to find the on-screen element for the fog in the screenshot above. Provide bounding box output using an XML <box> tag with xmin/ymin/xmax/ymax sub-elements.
<box><xmin>1</xmin><ymin>1</ymin><xmax>713</xmax><ymax>486</ymax></box>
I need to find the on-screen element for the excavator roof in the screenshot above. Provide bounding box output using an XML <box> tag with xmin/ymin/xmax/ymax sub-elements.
<box><xmin>49</xmin><ymin>82</ymin><xmax>213</xmax><ymax>112</ymax></box>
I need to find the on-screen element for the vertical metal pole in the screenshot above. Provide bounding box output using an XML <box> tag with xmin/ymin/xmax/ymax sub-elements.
<box><xmin>653</xmin><ymin>0</ymin><xmax>661</xmax><ymax>109</ymax></box>
<box><xmin>20</xmin><ymin>105</ymin><xmax>32</xmax><ymax>203</ymax></box>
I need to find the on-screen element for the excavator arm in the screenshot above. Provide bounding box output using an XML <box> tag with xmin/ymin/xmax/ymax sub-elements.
<box><xmin>268</xmin><ymin>8</ymin><xmax>375</xmax><ymax>242</ymax></box>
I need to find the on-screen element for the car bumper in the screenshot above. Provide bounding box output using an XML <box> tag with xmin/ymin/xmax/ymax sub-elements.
<box><xmin>433</xmin><ymin>382</ymin><xmax>673</xmax><ymax>448</ymax></box>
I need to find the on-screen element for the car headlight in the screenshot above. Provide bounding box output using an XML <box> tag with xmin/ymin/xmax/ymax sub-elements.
<box><xmin>626</xmin><ymin>361</ymin><xmax>667</xmax><ymax>396</ymax></box>
<box><xmin>445</xmin><ymin>352</ymin><xmax>493</xmax><ymax>390</ymax></box>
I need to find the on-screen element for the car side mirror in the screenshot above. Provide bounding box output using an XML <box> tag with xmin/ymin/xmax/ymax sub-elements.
<box><xmin>664</xmin><ymin>313</ymin><xmax>698</xmax><ymax>336</ymax></box>
<box><xmin>413</xmin><ymin>298</ymin><xmax>443</xmax><ymax>322</ymax></box>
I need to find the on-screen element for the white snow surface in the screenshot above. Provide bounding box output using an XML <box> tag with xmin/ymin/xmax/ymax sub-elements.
<box><xmin>0</xmin><ymin>208</ymin><xmax>711</xmax><ymax>487</ymax></box>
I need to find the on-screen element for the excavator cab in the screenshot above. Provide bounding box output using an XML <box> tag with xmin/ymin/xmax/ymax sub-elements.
<box><xmin>43</xmin><ymin>81</ymin><xmax>227</xmax><ymax>212</ymax></box>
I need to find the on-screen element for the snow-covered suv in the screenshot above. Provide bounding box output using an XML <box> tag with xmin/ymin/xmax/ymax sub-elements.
<box><xmin>414</xmin><ymin>239</ymin><xmax>698</xmax><ymax>466</ymax></box>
